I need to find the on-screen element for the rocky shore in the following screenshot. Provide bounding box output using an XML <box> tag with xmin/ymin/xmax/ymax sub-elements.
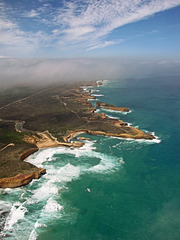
<box><xmin>0</xmin><ymin>80</ymin><xmax>155</xmax><ymax>188</ymax></box>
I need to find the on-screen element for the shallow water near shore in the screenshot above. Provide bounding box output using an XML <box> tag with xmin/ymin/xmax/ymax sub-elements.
<box><xmin>1</xmin><ymin>77</ymin><xmax>180</xmax><ymax>240</ymax></box>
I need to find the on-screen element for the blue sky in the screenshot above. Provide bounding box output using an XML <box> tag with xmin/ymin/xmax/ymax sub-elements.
<box><xmin>0</xmin><ymin>0</ymin><xmax>180</xmax><ymax>58</ymax></box>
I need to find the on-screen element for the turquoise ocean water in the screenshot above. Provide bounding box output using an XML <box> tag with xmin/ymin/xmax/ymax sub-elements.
<box><xmin>0</xmin><ymin>77</ymin><xmax>180</xmax><ymax>240</ymax></box>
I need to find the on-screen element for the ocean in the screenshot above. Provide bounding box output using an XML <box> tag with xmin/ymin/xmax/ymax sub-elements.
<box><xmin>0</xmin><ymin>77</ymin><xmax>180</xmax><ymax>240</ymax></box>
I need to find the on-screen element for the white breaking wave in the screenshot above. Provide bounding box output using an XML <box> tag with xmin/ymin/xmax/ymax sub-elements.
<box><xmin>88</xmin><ymin>98</ymin><xmax>97</xmax><ymax>101</ymax></box>
<box><xmin>26</xmin><ymin>163</ymin><xmax>81</xmax><ymax>204</ymax></box>
<box><xmin>44</xmin><ymin>197</ymin><xmax>64</xmax><ymax>213</ymax></box>
<box><xmin>30</xmin><ymin>182</ymin><xmax>59</xmax><ymax>202</ymax></box>
<box><xmin>80</xmin><ymin>85</ymin><xmax>94</xmax><ymax>90</ymax></box>
<box><xmin>94</xmin><ymin>109</ymin><xmax>100</xmax><ymax>113</ymax></box>
<box><xmin>91</xmin><ymin>89</ymin><xmax>100</xmax><ymax>92</ymax></box>
<box><xmin>136</xmin><ymin>130</ymin><xmax>162</xmax><ymax>144</ymax></box>
<box><xmin>26</xmin><ymin>148</ymin><xmax>60</xmax><ymax>167</ymax></box>
<box><xmin>127</xmin><ymin>137</ymin><xmax>161</xmax><ymax>144</ymax></box>
<box><xmin>102</xmin><ymin>80</ymin><xmax>109</xmax><ymax>85</ymax></box>
<box><xmin>148</xmin><ymin>132</ymin><xmax>161</xmax><ymax>143</ymax></box>
<box><xmin>28</xmin><ymin>221</ymin><xmax>47</xmax><ymax>240</ymax></box>
<box><xmin>88</xmin><ymin>155</ymin><xmax>122</xmax><ymax>173</ymax></box>
<box><xmin>109</xmin><ymin>134</ymin><xmax>161</xmax><ymax>144</ymax></box>
<box><xmin>96</xmin><ymin>80</ymin><xmax>109</xmax><ymax>87</ymax></box>
<box><xmin>105</xmin><ymin>114</ymin><xmax>120</xmax><ymax>119</ymax></box>
<box><xmin>91</xmin><ymin>94</ymin><xmax>104</xmax><ymax>97</ymax></box>
<box><xmin>4</xmin><ymin>202</ymin><xmax>28</xmax><ymax>231</ymax></box>
<box><xmin>44</xmin><ymin>163</ymin><xmax>81</xmax><ymax>183</ymax></box>
<box><xmin>28</xmin><ymin>228</ymin><xmax>37</xmax><ymax>240</ymax></box>
<box><xmin>102</xmin><ymin>108</ymin><xmax>132</xmax><ymax>115</ymax></box>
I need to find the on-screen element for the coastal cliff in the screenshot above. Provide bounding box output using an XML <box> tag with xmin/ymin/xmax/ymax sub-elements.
<box><xmin>0</xmin><ymin>80</ymin><xmax>155</xmax><ymax>188</ymax></box>
<box><xmin>0</xmin><ymin>143</ymin><xmax>46</xmax><ymax>188</ymax></box>
<box><xmin>0</xmin><ymin>168</ymin><xmax>46</xmax><ymax>188</ymax></box>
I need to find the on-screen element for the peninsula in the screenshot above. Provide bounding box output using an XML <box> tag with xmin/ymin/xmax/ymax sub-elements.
<box><xmin>95</xmin><ymin>101</ymin><xmax>130</xmax><ymax>112</ymax></box>
<box><xmin>0</xmin><ymin>80</ymin><xmax>155</xmax><ymax>188</ymax></box>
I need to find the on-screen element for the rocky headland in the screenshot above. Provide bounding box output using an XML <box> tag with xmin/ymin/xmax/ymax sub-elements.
<box><xmin>0</xmin><ymin>80</ymin><xmax>155</xmax><ymax>188</ymax></box>
<box><xmin>95</xmin><ymin>101</ymin><xmax>130</xmax><ymax>112</ymax></box>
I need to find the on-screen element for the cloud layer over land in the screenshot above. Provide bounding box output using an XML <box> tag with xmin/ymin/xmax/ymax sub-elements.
<box><xmin>0</xmin><ymin>58</ymin><xmax>180</xmax><ymax>88</ymax></box>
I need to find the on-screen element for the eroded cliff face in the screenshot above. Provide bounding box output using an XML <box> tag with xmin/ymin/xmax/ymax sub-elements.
<box><xmin>20</xmin><ymin>148</ymin><xmax>39</xmax><ymax>160</ymax></box>
<box><xmin>0</xmin><ymin>145</ymin><xmax>46</xmax><ymax>188</ymax></box>
<box><xmin>0</xmin><ymin>168</ymin><xmax>46</xmax><ymax>188</ymax></box>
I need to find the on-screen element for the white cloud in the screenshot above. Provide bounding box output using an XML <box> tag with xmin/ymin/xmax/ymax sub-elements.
<box><xmin>87</xmin><ymin>40</ymin><xmax>124</xmax><ymax>51</ymax></box>
<box><xmin>53</xmin><ymin>0</ymin><xmax>180</xmax><ymax>49</ymax></box>
<box><xmin>63</xmin><ymin>26</ymin><xmax>95</xmax><ymax>41</ymax></box>
<box><xmin>0</xmin><ymin>18</ymin><xmax>17</xmax><ymax>30</ymax></box>
<box><xmin>0</xmin><ymin>0</ymin><xmax>180</xmax><ymax>56</ymax></box>
<box><xmin>24</xmin><ymin>10</ymin><xmax>40</xmax><ymax>18</ymax></box>
<box><xmin>150</xmin><ymin>29</ymin><xmax>159</xmax><ymax>33</ymax></box>
<box><xmin>0</xmin><ymin>17</ymin><xmax>44</xmax><ymax>56</ymax></box>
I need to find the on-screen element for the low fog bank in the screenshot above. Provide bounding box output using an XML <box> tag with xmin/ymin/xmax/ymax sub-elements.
<box><xmin>0</xmin><ymin>58</ymin><xmax>180</xmax><ymax>89</ymax></box>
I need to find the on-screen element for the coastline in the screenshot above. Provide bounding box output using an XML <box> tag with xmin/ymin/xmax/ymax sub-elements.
<box><xmin>0</xmin><ymin>79</ymin><xmax>155</xmax><ymax>188</ymax></box>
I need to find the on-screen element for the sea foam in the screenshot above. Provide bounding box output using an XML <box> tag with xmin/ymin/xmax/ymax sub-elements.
<box><xmin>28</xmin><ymin>221</ymin><xmax>47</xmax><ymax>240</ymax></box>
<box><xmin>30</xmin><ymin>182</ymin><xmax>59</xmax><ymax>202</ymax></box>
<box><xmin>44</xmin><ymin>197</ymin><xmax>64</xmax><ymax>213</ymax></box>
<box><xmin>4</xmin><ymin>202</ymin><xmax>27</xmax><ymax>230</ymax></box>
<box><xmin>45</xmin><ymin>163</ymin><xmax>81</xmax><ymax>183</ymax></box>
<box><xmin>88</xmin><ymin>98</ymin><xmax>97</xmax><ymax>101</ymax></box>
<box><xmin>109</xmin><ymin>134</ymin><xmax>161</xmax><ymax>144</ymax></box>
<box><xmin>91</xmin><ymin>94</ymin><xmax>104</xmax><ymax>97</ymax></box>
<box><xmin>102</xmin><ymin>108</ymin><xmax>132</xmax><ymax>115</ymax></box>
<box><xmin>28</xmin><ymin>229</ymin><xmax>37</xmax><ymax>240</ymax></box>
<box><xmin>105</xmin><ymin>114</ymin><xmax>120</xmax><ymax>119</ymax></box>
<box><xmin>88</xmin><ymin>155</ymin><xmax>122</xmax><ymax>173</ymax></box>
<box><xmin>91</xmin><ymin>89</ymin><xmax>100</xmax><ymax>92</ymax></box>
